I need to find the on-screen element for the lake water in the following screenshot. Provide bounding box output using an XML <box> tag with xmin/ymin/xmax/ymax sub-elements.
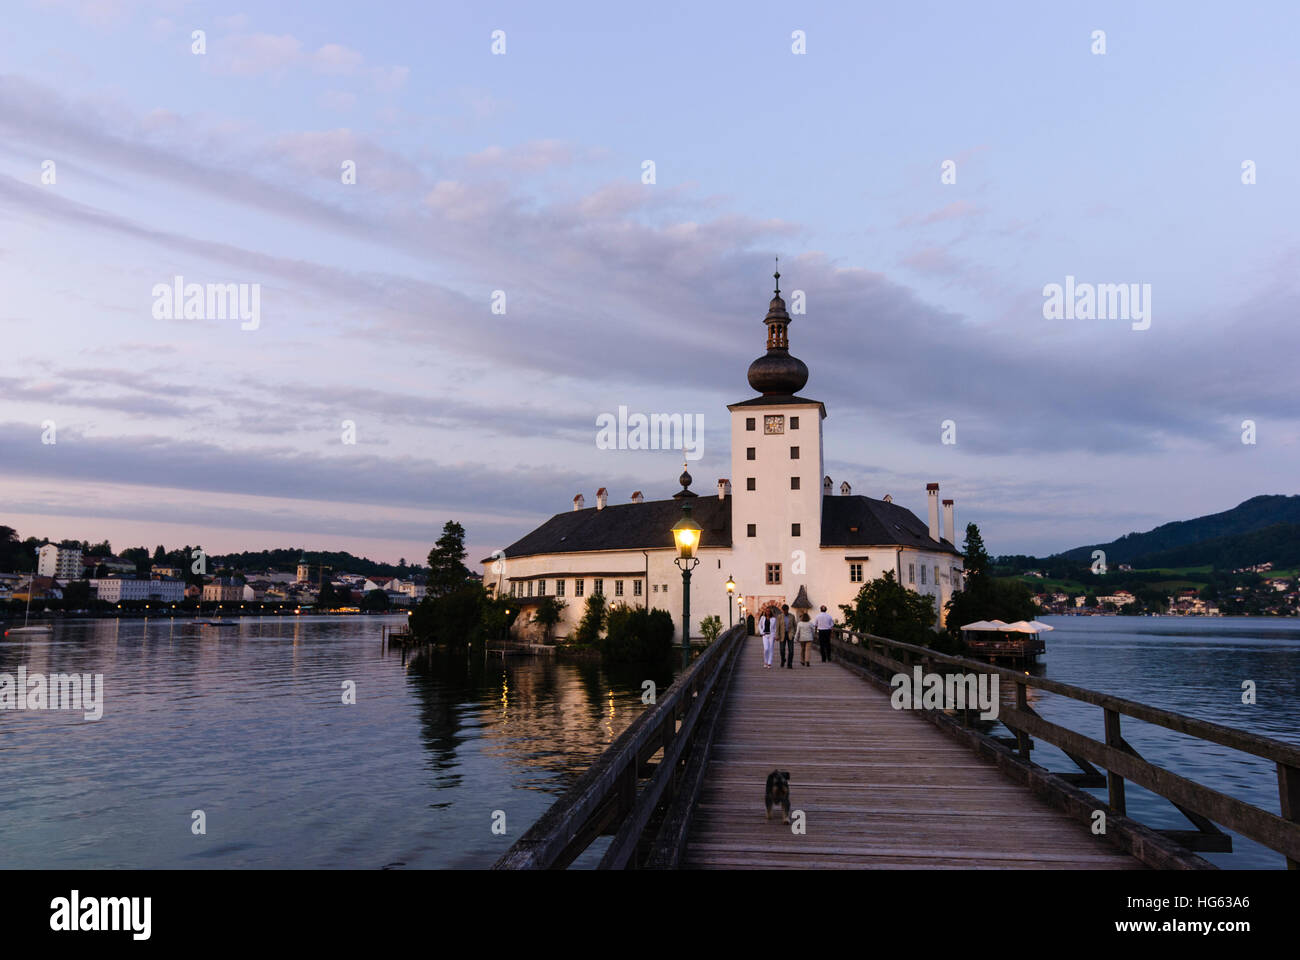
<box><xmin>0</xmin><ymin>614</ymin><xmax>1294</xmax><ymax>868</ymax></box>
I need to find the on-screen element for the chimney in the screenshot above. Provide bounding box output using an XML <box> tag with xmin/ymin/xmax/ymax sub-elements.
<box><xmin>943</xmin><ymin>499</ymin><xmax>955</xmax><ymax>545</ymax></box>
<box><xmin>596</xmin><ymin>487</ymin><xmax>608</xmax><ymax>510</ymax></box>
<box><xmin>631</xmin><ymin>490</ymin><xmax>644</xmax><ymax>504</ymax></box>
<box><xmin>717</xmin><ymin>478</ymin><xmax>731</xmax><ymax>500</ymax></box>
<box><xmin>926</xmin><ymin>483</ymin><xmax>941</xmax><ymax>542</ymax></box>
<box><xmin>840</xmin><ymin>481</ymin><xmax>851</xmax><ymax>496</ymax></box>
<box><xmin>573</xmin><ymin>494</ymin><xmax>585</xmax><ymax>511</ymax></box>
<box><xmin>823</xmin><ymin>476</ymin><xmax>832</xmax><ymax>495</ymax></box>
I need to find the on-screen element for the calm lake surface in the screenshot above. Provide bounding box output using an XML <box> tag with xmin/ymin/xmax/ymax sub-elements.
<box><xmin>0</xmin><ymin>614</ymin><xmax>1294</xmax><ymax>869</ymax></box>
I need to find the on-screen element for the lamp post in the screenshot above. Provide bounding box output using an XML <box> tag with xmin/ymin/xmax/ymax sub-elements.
<box><xmin>725</xmin><ymin>575</ymin><xmax>736</xmax><ymax>628</ymax></box>
<box><xmin>671</xmin><ymin>502</ymin><xmax>702</xmax><ymax>671</ymax></box>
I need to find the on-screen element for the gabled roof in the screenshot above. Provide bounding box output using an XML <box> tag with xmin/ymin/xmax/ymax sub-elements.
<box><xmin>487</xmin><ymin>496</ymin><xmax>733</xmax><ymax>562</ymax></box>
<box><xmin>490</xmin><ymin>493</ymin><xmax>957</xmax><ymax>562</ymax></box>
<box><xmin>821</xmin><ymin>495</ymin><xmax>960</xmax><ymax>555</ymax></box>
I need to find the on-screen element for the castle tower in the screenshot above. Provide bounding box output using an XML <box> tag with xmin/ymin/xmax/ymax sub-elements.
<box><xmin>727</xmin><ymin>263</ymin><xmax>826</xmax><ymax>603</ymax></box>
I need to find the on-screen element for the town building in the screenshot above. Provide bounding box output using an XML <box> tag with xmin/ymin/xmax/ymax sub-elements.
<box><xmin>91</xmin><ymin>577</ymin><xmax>186</xmax><ymax>603</ymax></box>
<box><xmin>485</xmin><ymin>272</ymin><xmax>963</xmax><ymax>642</ymax></box>
<box><xmin>37</xmin><ymin>543</ymin><xmax>84</xmax><ymax>580</ymax></box>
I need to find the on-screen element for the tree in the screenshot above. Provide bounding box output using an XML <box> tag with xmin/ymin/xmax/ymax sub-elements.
<box><xmin>361</xmin><ymin>589</ymin><xmax>390</xmax><ymax>612</ymax></box>
<box><xmin>839</xmin><ymin>570</ymin><xmax>937</xmax><ymax>646</ymax></box>
<box><xmin>571</xmin><ymin>593</ymin><xmax>608</xmax><ymax>647</ymax></box>
<box><xmin>699</xmin><ymin>614</ymin><xmax>723</xmax><ymax>644</ymax></box>
<box><xmin>317</xmin><ymin>581</ymin><xmax>339</xmax><ymax>609</ymax></box>
<box><xmin>531</xmin><ymin>595</ymin><xmax>568</xmax><ymax>642</ymax></box>
<box><xmin>427</xmin><ymin>521</ymin><xmax>470</xmax><ymax>597</ymax></box>
<box><xmin>153</xmin><ymin>544</ymin><xmax>166</xmax><ymax>563</ymax></box>
<box><xmin>961</xmin><ymin>523</ymin><xmax>990</xmax><ymax>579</ymax></box>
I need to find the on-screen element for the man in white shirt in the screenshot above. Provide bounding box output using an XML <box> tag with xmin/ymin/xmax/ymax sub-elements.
<box><xmin>814</xmin><ymin>605</ymin><xmax>835</xmax><ymax>662</ymax></box>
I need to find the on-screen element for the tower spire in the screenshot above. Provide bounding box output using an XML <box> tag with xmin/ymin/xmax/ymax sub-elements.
<box><xmin>746</xmin><ymin>264</ymin><xmax>809</xmax><ymax>396</ymax></box>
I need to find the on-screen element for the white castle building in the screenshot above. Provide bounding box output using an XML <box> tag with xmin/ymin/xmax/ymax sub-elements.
<box><xmin>485</xmin><ymin>269</ymin><xmax>963</xmax><ymax>641</ymax></box>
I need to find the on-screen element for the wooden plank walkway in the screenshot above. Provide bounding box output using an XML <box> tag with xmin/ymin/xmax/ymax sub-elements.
<box><xmin>683</xmin><ymin>636</ymin><xmax>1143</xmax><ymax>869</ymax></box>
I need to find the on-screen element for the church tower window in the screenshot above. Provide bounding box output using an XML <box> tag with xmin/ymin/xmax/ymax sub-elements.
<box><xmin>746</xmin><ymin>524</ymin><xmax>756</xmax><ymax>537</ymax></box>
<box><xmin>791</xmin><ymin>523</ymin><xmax>801</xmax><ymax>537</ymax></box>
<box><xmin>746</xmin><ymin>478</ymin><xmax>756</xmax><ymax>491</ymax></box>
<box><xmin>790</xmin><ymin>446</ymin><xmax>799</xmax><ymax>459</ymax></box>
<box><xmin>790</xmin><ymin>476</ymin><xmax>800</xmax><ymax>490</ymax></box>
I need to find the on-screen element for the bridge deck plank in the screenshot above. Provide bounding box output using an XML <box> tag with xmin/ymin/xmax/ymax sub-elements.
<box><xmin>683</xmin><ymin>636</ymin><xmax>1142</xmax><ymax>869</ymax></box>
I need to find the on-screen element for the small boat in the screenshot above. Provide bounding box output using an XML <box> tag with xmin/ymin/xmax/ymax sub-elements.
<box><xmin>198</xmin><ymin>620</ymin><xmax>238</xmax><ymax>628</ymax></box>
<box><xmin>5</xmin><ymin>625</ymin><xmax>53</xmax><ymax>636</ymax></box>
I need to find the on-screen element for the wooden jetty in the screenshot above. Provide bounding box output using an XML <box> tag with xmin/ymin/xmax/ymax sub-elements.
<box><xmin>494</xmin><ymin>625</ymin><xmax>1300</xmax><ymax>870</ymax></box>
<box><xmin>682</xmin><ymin>637</ymin><xmax>1134</xmax><ymax>869</ymax></box>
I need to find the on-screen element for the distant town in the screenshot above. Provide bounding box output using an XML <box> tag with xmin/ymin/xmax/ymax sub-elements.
<box><xmin>0</xmin><ymin>527</ymin><xmax>451</xmax><ymax>616</ymax></box>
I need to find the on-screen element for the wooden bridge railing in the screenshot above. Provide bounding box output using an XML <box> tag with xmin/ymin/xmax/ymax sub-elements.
<box><xmin>832</xmin><ymin>628</ymin><xmax>1300</xmax><ymax>869</ymax></box>
<box><xmin>493</xmin><ymin>624</ymin><xmax>747</xmax><ymax>869</ymax></box>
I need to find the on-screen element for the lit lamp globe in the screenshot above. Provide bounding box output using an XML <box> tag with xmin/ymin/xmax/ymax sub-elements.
<box><xmin>671</xmin><ymin>509</ymin><xmax>702</xmax><ymax>559</ymax></box>
<box><xmin>725</xmin><ymin>576</ymin><xmax>736</xmax><ymax>594</ymax></box>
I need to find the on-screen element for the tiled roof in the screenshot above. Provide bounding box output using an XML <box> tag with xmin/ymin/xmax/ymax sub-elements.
<box><xmin>490</xmin><ymin>496</ymin><xmax>733</xmax><ymax>561</ymax></box>
<box><xmin>490</xmin><ymin>493</ymin><xmax>958</xmax><ymax>561</ymax></box>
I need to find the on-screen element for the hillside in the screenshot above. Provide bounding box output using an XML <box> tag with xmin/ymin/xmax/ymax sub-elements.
<box><xmin>1054</xmin><ymin>495</ymin><xmax>1300</xmax><ymax>567</ymax></box>
<box><xmin>1134</xmin><ymin>522</ymin><xmax>1300</xmax><ymax>571</ymax></box>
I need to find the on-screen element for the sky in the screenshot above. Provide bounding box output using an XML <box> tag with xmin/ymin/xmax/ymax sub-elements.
<box><xmin>1</xmin><ymin>0</ymin><xmax>1298</xmax><ymax>568</ymax></box>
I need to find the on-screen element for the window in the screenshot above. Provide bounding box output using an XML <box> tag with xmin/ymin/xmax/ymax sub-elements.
<box><xmin>538</xmin><ymin>579</ymin><xmax>546</xmax><ymax>595</ymax></box>
<box><xmin>661</xmin><ymin>583</ymin><xmax>668</xmax><ymax>593</ymax></box>
<box><xmin>850</xmin><ymin>563</ymin><xmax>863</xmax><ymax>583</ymax></box>
<box><xmin>790</xmin><ymin>416</ymin><xmax>800</xmax><ymax>429</ymax></box>
<box><xmin>746</xmin><ymin>447</ymin><xmax>756</xmax><ymax>461</ymax></box>
<box><xmin>556</xmin><ymin>579</ymin><xmax>565</xmax><ymax>597</ymax></box>
<box><xmin>652</xmin><ymin>584</ymin><xmax>658</xmax><ymax>593</ymax></box>
<box><xmin>509</xmin><ymin>581</ymin><xmax>517</xmax><ymax>597</ymax></box>
<box><xmin>934</xmin><ymin>566</ymin><xmax>940</xmax><ymax>586</ymax></box>
<box><xmin>790</xmin><ymin>446</ymin><xmax>800</xmax><ymax>459</ymax></box>
<box><xmin>593</xmin><ymin>578</ymin><xmax>604</xmax><ymax>595</ymax></box>
<box><xmin>746</xmin><ymin>417</ymin><xmax>756</xmax><ymax>431</ymax></box>
<box><xmin>790</xmin><ymin>476</ymin><xmax>800</xmax><ymax>490</ymax></box>
<box><xmin>791</xmin><ymin>523</ymin><xmax>801</xmax><ymax>537</ymax></box>
<box><xmin>526</xmin><ymin>580</ymin><xmax>533</xmax><ymax>597</ymax></box>
<box><xmin>746</xmin><ymin>477</ymin><xmax>756</xmax><ymax>491</ymax></box>
<box><xmin>633</xmin><ymin>580</ymin><xmax>642</xmax><ymax>597</ymax></box>
<box><xmin>746</xmin><ymin>523</ymin><xmax>756</xmax><ymax>537</ymax></box>
<box><xmin>575</xmin><ymin>578</ymin><xmax>585</xmax><ymax>597</ymax></box>
<box><xmin>766</xmin><ymin>563</ymin><xmax>782</xmax><ymax>585</ymax></box>
<box><xmin>909</xmin><ymin>563</ymin><xmax>915</xmax><ymax>584</ymax></box>
<box><xmin>920</xmin><ymin>566</ymin><xmax>927</xmax><ymax>585</ymax></box>
<box><xmin>615</xmin><ymin>580</ymin><xmax>624</xmax><ymax>597</ymax></box>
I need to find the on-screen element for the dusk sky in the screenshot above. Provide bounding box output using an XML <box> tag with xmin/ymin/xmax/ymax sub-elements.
<box><xmin>2</xmin><ymin>0</ymin><xmax>1298</xmax><ymax>567</ymax></box>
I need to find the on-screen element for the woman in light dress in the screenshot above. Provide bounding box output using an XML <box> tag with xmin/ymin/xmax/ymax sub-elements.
<box><xmin>795</xmin><ymin>611</ymin><xmax>816</xmax><ymax>666</ymax></box>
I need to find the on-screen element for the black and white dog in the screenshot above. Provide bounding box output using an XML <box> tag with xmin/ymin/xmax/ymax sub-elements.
<box><xmin>765</xmin><ymin>770</ymin><xmax>791</xmax><ymax>823</ymax></box>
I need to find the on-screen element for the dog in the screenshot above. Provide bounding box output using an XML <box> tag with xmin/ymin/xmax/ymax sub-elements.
<box><xmin>765</xmin><ymin>770</ymin><xmax>791</xmax><ymax>823</ymax></box>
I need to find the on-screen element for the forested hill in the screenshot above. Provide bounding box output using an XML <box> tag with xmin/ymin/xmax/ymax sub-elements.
<box><xmin>1054</xmin><ymin>495</ymin><xmax>1300</xmax><ymax>567</ymax></box>
<box><xmin>211</xmin><ymin>548</ymin><xmax>425</xmax><ymax>579</ymax></box>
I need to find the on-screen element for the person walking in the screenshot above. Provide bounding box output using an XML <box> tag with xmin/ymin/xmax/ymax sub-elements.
<box><xmin>778</xmin><ymin>603</ymin><xmax>796</xmax><ymax>669</ymax></box>
<box><xmin>758</xmin><ymin>607</ymin><xmax>775</xmax><ymax>669</ymax></box>
<box><xmin>814</xmin><ymin>605</ymin><xmax>834</xmax><ymax>663</ymax></box>
<box><xmin>796</xmin><ymin>611</ymin><xmax>815</xmax><ymax>666</ymax></box>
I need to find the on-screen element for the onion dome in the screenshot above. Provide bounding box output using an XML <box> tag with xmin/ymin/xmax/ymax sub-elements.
<box><xmin>672</xmin><ymin>462</ymin><xmax>698</xmax><ymax>499</ymax></box>
<box><xmin>746</xmin><ymin>260</ymin><xmax>809</xmax><ymax>396</ymax></box>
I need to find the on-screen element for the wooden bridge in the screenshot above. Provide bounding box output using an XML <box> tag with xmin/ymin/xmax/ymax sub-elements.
<box><xmin>494</xmin><ymin>625</ymin><xmax>1300</xmax><ymax>870</ymax></box>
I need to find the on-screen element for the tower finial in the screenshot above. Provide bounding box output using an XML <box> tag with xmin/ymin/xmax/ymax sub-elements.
<box><xmin>774</xmin><ymin>257</ymin><xmax>780</xmax><ymax>295</ymax></box>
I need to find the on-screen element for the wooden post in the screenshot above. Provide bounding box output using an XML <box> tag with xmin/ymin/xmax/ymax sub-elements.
<box><xmin>1278</xmin><ymin>762</ymin><xmax>1300</xmax><ymax>870</ymax></box>
<box><xmin>1105</xmin><ymin>708</ymin><xmax>1127</xmax><ymax>815</ymax></box>
<box><xmin>1016</xmin><ymin>681</ymin><xmax>1030</xmax><ymax>760</ymax></box>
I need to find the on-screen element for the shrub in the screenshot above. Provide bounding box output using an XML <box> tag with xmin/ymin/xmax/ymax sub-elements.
<box><xmin>601</xmin><ymin>605</ymin><xmax>675</xmax><ymax>662</ymax></box>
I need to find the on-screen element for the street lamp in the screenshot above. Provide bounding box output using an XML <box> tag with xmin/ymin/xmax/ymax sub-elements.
<box><xmin>671</xmin><ymin>501</ymin><xmax>702</xmax><ymax>670</ymax></box>
<box><xmin>725</xmin><ymin>575</ymin><xmax>736</xmax><ymax>628</ymax></box>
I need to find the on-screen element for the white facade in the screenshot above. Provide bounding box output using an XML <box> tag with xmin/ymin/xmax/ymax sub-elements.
<box><xmin>91</xmin><ymin>578</ymin><xmax>186</xmax><ymax>603</ymax></box>
<box><xmin>38</xmin><ymin>544</ymin><xmax>83</xmax><ymax>580</ymax></box>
